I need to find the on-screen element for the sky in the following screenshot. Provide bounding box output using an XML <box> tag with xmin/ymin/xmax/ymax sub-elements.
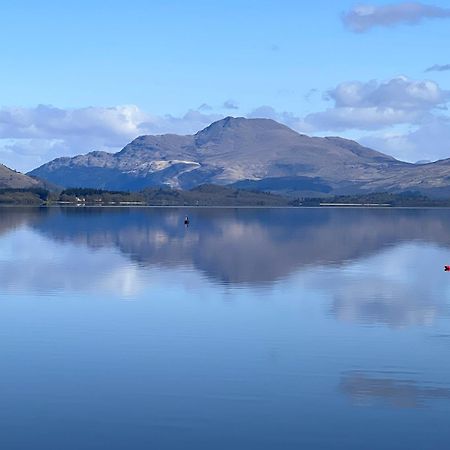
<box><xmin>1</xmin><ymin>0</ymin><xmax>450</xmax><ymax>171</ymax></box>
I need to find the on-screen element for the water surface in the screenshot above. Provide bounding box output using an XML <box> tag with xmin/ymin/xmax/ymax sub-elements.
<box><xmin>1</xmin><ymin>206</ymin><xmax>450</xmax><ymax>449</ymax></box>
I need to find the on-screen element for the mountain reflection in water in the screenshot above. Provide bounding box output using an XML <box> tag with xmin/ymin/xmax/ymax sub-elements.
<box><xmin>5</xmin><ymin>206</ymin><xmax>450</xmax><ymax>282</ymax></box>
<box><xmin>1</xmin><ymin>207</ymin><xmax>450</xmax><ymax>328</ymax></box>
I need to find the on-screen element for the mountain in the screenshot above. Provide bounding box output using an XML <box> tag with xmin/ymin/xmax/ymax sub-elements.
<box><xmin>28</xmin><ymin>117</ymin><xmax>450</xmax><ymax>197</ymax></box>
<box><xmin>0</xmin><ymin>163</ymin><xmax>42</xmax><ymax>189</ymax></box>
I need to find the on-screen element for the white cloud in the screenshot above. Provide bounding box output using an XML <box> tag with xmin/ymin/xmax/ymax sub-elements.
<box><xmin>361</xmin><ymin>116</ymin><xmax>450</xmax><ymax>162</ymax></box>
<box><xmin>0</xmin><ymin>105</ymin><xmax>148</xmax><ymax>142</ymax></box>
<box><xmin>248</xmin><ymin>77</ymin><xmax>450</xmax><ymax>134</ymax></box>
<box><xmin>343</xmin><ymin>2</ymin><xmax>450</xmax><ymax>33</ymax></box>
<box><xmin>302</xmin><ymin>77</ymin><xmax>450</xmax><ymax>131</ymax></box>
<box><xmin>0</xmin><ymin>139</ymin><xmax>70</xmax><ymax>173</ymax></box>
<box><xmin>328</xmin><ymin>77</ymin><xmax>448</xmax><ymax>110</ymax></box>
<box><xmin>0</xmin><ymin>105</ymin><xmax>222</xmax><ymax>172</ymax></box>
<box><xmin>246</xmin><ymin>77</ymin><xmax>450</xmax><ymax>162</ymax></box>
<box><xmin>145</xmin><ymin>110</ymin><xmax>223</xmax><ymax>135</ymax></box>
<box><xmin>299</xmin><ymin>79</ymin><xmax>450</xmax><ymax>161</ymax></box>
<box><xmin>304</xmin><ymin>106</ymin><xmax>423</xmax><ymax>131</ymax></box>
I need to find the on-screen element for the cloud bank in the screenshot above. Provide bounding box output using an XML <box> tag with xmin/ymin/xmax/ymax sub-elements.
<box><xmin>247</xmin><ymin>77</ymin><xmax>450</xmax><ymax>162</ymax></box>
<box><xmin>342</xmin><ymin>2</ymin><xmax>450</xmax><ymax>32</ymax></box>
<box><xmin>1</xmin><ymin>76</ymin><xmax>449</xmax><ymax>171</ymax></box>
<box><xmin>303</xmin><ymin>76</ymin><xmax>450</xmax><ymax>131</ymax></box>
<box><xmin>0</xmin><ymin>105</ymin><xmax>222</xmax><ymax>171</ymax></box>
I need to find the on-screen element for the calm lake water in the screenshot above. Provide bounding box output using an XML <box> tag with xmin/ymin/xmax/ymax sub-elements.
<box><xmin>1</xmin><ymin>206</ymin><xmax>450</xmax><ymax>449</ymax></box>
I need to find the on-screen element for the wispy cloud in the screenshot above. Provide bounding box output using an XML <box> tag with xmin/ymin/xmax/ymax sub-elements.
<box><xmin>223</xmin><ymin>100</ymin><xmax>239</xmax><ymax>110</ymax></box>
<box><xmin>342</xmin><ymin>2</ymin><xmax>450</xmax><ymax>33</ymax></box>
<box><xmin>198</xmin><ymin>103</ymin><xmax>213</xmax><ymax>111</ymax></box>
<box><xmin>304</xmin><ymin>88</ymin><xmax>319</xmax><ymax>102</ymax></box>
<box><xmin>425</xmin><ymin>63</ymin><xmax>450</xmax><ymax>72</ymax></box>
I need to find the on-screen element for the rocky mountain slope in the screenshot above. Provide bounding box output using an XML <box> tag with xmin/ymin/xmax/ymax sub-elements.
<box><xmin>28</xmin><ymin>117</ymin><xmax>450</xmax><ymax>197</ymax></box>
<box><xmin>0</xmin><ymin>164</ymin><xmax>42</xmax><ymax>189</ymax></box>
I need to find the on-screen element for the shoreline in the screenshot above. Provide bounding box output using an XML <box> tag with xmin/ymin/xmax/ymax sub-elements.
<box><xmin>2</xmin><ymin>204</ymin><xmax>450</xmax><ymax>210</ymax></box>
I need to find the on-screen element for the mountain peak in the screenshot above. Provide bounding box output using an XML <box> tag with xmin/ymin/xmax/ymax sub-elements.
<box><xmin>201</xmin><ymin>116</ymin><xmax>293</xmax><ymax>131</ymax></box>
<box><xmin>195</xmin><ymin>116</ymin><xmax>297</xmax><ymax>146</ymax></box>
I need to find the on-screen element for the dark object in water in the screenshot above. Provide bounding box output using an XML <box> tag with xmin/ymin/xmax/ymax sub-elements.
<box><xmin>184</xmin><ymin>216</ymin><xmax>190</xmax><ymax>226</ymax></box>
<box><xmin>445</xmin><ymin>266</ymin><xmax>450</xmax><ymax>272</ymax></box>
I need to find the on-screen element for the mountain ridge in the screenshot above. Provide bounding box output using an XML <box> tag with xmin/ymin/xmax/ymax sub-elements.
<box><xmin>27</xmin><ymin>117</ymin><xmax>450</xmax><ymax>197</ymax></box>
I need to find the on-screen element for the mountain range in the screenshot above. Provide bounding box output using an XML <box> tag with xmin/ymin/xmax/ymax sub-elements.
<box><xmin>2</xmin><ymin>116</ymin><xmax>450</xmax><ymax>197</ymax></box>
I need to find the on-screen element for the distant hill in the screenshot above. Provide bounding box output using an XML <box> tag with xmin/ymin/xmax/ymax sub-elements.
<box><xmin>0</xmin><ymin>163</ymin><xmax>42</xmax><ymax>189</ymax></box>
<box><xmin>28</xmin><ymin>117</ymin><xmax>450</xmax><ymax>197</ymax></box>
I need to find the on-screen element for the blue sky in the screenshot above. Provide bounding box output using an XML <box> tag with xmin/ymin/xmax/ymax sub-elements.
<box><xmin>1</xmin><ymin>0</ymin><xmax>450</xmax><ymax>171</ymax></box>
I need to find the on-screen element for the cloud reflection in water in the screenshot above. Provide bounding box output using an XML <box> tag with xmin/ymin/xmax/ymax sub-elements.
<box><xmin>340</xmin><ymin>371</ymin><xmax>450</xmax><ymax>408</ymax></box>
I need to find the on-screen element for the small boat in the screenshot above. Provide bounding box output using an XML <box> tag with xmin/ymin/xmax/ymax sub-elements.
<box><xmin>184</xmin><ymin>216</ymin><xmax>190</xmax><ymax>226</ymax></box>
<box><xmin>445</xmin><ymin>266</ymin><xmax>450</xmax><ymax>272</ymax></box>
